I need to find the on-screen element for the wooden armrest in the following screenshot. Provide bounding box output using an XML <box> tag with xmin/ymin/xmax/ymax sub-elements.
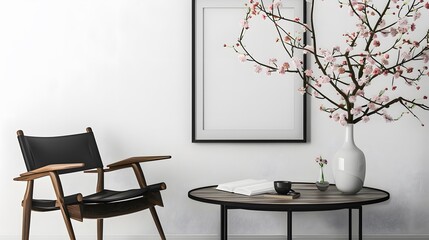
<box><xmin>14</xmin><ymin>172</ymin><xmax>50</xmax><ymax>181</ymax></box>
<box><xmin>20</xmin><ymin>163</ymin><xmax>84</xmax><ymax>176</ymax></box>
<box><xmin>84</xmin><ymin>169</ymin><xmax>103</xmax><ymax>173</ymax></box>
<box><xmin>107</xmin><ymin>155</ymin><xmax>171</xmax><ymax>169</ymax></box>
<box><xmin>14</xmin><ymin>163</ymin><xmax>85</xmax><ymax>181</ymax></box>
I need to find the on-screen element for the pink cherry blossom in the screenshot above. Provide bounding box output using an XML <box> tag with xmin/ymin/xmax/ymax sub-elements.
<box><xmin>368</xmin><ymin>102</ymin><xmax>377</xmax><ymax>110</ymax></box>
<box><xmin>269</xmin><ymin>58</ymin><xmax>278</xmax><ymax>65</ymax></box>
<box><xmin>351</xmin><ymin>106</ymin><xmax>363</xmax><ymax>116</ymax></box>
<box><xmin>380</xmin><ymin>95</ymin><xmax>390</xmax><ymax>103</ymax></box>
<box><xmin>402</xmin><ymin>52</ymin><xmax>411</xmax><ymax>60</ymax></box>
<box><xmin>332</xmin><ymin>113</ymin><xmax>340</xmax><ymax>122</ymax></box>
<box><xmin>373</xmin><ymin>67</ymin><xmax>381</xmax><ymax>75</ymax></box>
<box><xmin>349</xmin><ymin>95</ymin><xmax>357</xmax><ymax>103</ymax></box>
<box><xmin>362</xmin><ymin>116</ymin><xmax>370</xmax><ymax>123</ymax></box>
<box><xmin>364</xmin><ymin>65</ymin><xmax>373</xmax><ymax>75</ymax></box>
<box><xmin>317</xmin><ymin>75</ymin><xmax>330</xmax><ymax>84</ymax></box>
<box><xmin>241</xmin><ymin>20</ymin><xmax>249</xmax><ymax>29</ymax></box>
<box><xmin>383</xmin><ymin>111</ymin><xmax>394</xmax><ymax>122</ymax></box>
<box><xmin>390</xmin><ymin>27</ymin><xmax>398</xmax><ymax>37</ymax></box>
<box><xmin>407</xmin><ymin>67</ymin><xmax>414</xmax><ymax>73</ymax></box>
<box><xmin>279</xmin><ymin>62</ymin><xmax>290</xmax><ymax>74</ymax></box>
<box><xmin>250</xmin><ymin>2</ymin><xmax>260</xmax><ymax>14</ymax></box>
<box><xmin>238</xmin><ymin>54</ymin><xmax>247</xmax><ymax>62</ymax></box>
<box><xmin>298</xmin><ymin>87</ymin><xmax>306</xmax><ymax>95</ymax></box>
<box><xmin>356</xmin><ymin>4</ymin><xmax>365</xmax><ymax>11</ymax></box>
<box><xmin>398</xmin><ymin>26</ymin><xmax>408</xmax><ymax>34</ymax></box>
<box><xmin>373</xmin><ymin>40</ymin><xmax>381</xmax><ymax>47</ymax></box>
<box><xmin>394</xmin><ymin>71</ymin><xmax>402</xmax><ymax>78</ymax></box>
<box><xmin>399</xmin><ymin>18</ymin><xmax>408</xmax><ymax>27</ymax></box>
<box><xmin>305</xmin><ymin>69</ymin><xmax>313</xmax><ymax>77</ymax></box>
<box><xmin>254</xmin><ymin>65</ymin><xmax>262</xmax><ymax>73</ymax></box>
<box><xmin>313</xmin><ymin>90</ymin><xmax>319</xmax><ymax>98</ymax></box>
<box><xmin>414</xmin><ymin>11</ymin><xmax>421</xmax><ymax>20</ymax></box>
<box><xmin>292</xmin><ymin>57</ymin><xmax>303</xmax><ymax>69</ymax></box>
<box><xmin>339</xmin><ymin>114</ymin><xmax>348</xmax><ymax>126</ymax></box>
<box><xmin>325</xmin><ymin>54</ymin><xmax>335</xmax><ymax>64</ymax></box>
<box><xmin>366</xmin><ymin>56</ymin><xmax>376</xmax><ymax>65</ymax></box>
<box><xmin>338</xmin><ymin>67</ymin><xmax>346</xmax><ymax>74</ymax></box>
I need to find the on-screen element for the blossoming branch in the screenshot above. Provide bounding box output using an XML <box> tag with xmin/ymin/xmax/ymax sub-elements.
<box><xmin>230</xmin><ymin>0</ymin><xmax>429</xmax><ymax>125</ymax></box>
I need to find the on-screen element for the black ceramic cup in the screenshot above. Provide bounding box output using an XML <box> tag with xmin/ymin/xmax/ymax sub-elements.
<box><xmin>274</xmin><ymin>181</ymin><xmax>293</xmax><ymax>195</ymax></box>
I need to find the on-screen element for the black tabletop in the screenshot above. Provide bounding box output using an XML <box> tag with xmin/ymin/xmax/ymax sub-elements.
<box><xmin>188</xmin><ymin>183</ymin><xmax>390</xmax><ymax>211</ymax></box>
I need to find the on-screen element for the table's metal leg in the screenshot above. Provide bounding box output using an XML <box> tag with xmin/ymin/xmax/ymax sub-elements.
<box><xmin>349</xmin><ymin>208</ymin><xmax>352</xmax><ymax>240</ymax></box>
<box><xmin>221</xmin><ymin>205</ymin><xmax>227</xmax><ymax>240</ymax></box>
<box><xmin>287</xmin><ymin>210</ymin><xmax>292</xmax><ymax>240</ymax></box>
<box><xmin>359</xmin><ymin>206</ymin><xmax>362</xmax><ymax>240</ymax></box>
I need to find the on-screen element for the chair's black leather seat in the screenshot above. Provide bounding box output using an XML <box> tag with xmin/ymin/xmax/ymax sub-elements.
<box><xmin>83</xmin><ymin>188</ymin><xmax>148</xmax><ymax>203</ymax></box>
<box><xmin>32</xmin><ymin>183</ymin><xmax>164</xmax><ymax>211</ymax></box>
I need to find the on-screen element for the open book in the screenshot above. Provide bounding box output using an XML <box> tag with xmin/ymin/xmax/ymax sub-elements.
<box><xmin>216</xmin><ymin>179</ymin><xmax>274</xmax><ymax>196</ymax></box>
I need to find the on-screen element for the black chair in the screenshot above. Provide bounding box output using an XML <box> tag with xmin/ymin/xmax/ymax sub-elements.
<box><xmin>14</xmin><ymin>127</ymin><xmax>170</xmax><ymax>240</ymax></box>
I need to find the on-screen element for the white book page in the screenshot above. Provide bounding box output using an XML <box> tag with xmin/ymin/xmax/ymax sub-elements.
<box><xmin>216</xmin><ymin>179</ymin><xmax>267</xmax><ymax>192</ymax></box>
<box><xmin>234</xmin><ymin>181</ymin><xmax>275</xmax><ymax>196</ymax></box>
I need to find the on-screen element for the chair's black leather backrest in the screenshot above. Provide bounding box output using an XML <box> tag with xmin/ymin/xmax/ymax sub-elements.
<box><xmin>17</xmin><ymin>130</ymin><xmax>104</xmax><ymax>174</ymax></box>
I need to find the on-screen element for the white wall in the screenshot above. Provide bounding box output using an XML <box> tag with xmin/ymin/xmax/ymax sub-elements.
<box><xmin>0</xmin><ymin>0</ymin><xmax>428</xmax><ymax>238</ymax></box>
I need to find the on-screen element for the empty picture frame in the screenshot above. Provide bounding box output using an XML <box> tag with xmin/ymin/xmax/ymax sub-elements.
<box><xmin>192</xmin><ymin>0</ymin><xmax>307</xmax><ymax>142</ymax></box>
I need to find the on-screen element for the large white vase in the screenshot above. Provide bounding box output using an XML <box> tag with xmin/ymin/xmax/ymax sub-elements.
<box><xmin>332</xmin><ymin>124</ymin><xmax>366</xmax><ymax>194</ymax></box>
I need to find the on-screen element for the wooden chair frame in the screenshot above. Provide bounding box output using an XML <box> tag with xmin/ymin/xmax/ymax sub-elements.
<box><xmin>14</xmin><ymin>128</ymin><xmax>171</xmax><ymax>240</ymax></box>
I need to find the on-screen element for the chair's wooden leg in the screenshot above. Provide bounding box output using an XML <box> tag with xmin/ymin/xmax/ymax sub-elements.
<box><xmin>49</xmin><ymin>172</ymin><xmax>76</xmax><ymax>240</ymax></box>
<box><xmin>22</xmin><ymin>205</ymin><xmax>31</xmax><ymax>240</ymax></box>
<box><xmin>150</xmin><ymin>207</ymin><xmax>166</xmax><ymax>240</ymax></box>
<box><xmin>97</xmin><ymin>219</ymin><xmax>103</xmax><ymax>240</ymax></box>
<box><xmin>131</xmin><ymin>164</ymin><xmax>166</xmax><ymax>239</ymax></box>
<box><xmin>96</xmin><ymin>169</ymin><xmax>104</xmax><ymax>240</ymax></box>
<box><xmin>59</xmin><ymin>205</ymin><xmax>76</xmax><ymax>240</ymax></box>
<box><xmin>22</xmin><ymin>181</ymin><xmax>33</xmax><ymax>240</ymax></box>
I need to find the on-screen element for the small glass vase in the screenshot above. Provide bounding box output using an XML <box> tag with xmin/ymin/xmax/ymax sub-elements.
<box><xmin>316</xmin><ymin>181</ymin><xmax>330</xmax><ymax>191</ymax></box>
<box><xmin>316</xmin><ymin>168</ymin><xmax>329</xmax><ymax>191</ymax></box>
